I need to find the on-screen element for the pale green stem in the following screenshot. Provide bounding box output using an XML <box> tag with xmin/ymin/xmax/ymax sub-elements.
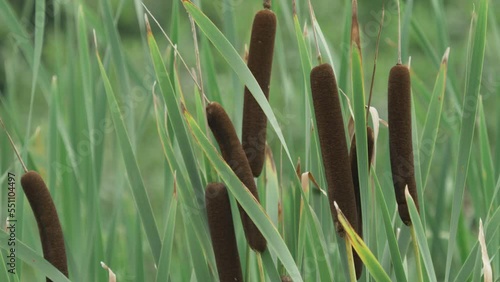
<box><xmin>257</xmin><ymin>253</ymin><xmax>265</xmax><ymax>282</ymax></box>
<box><xmin>410</xmin><ymin>225</ymin><xmax>424</xmax><ymax>282</ymax></box>
<box><xmin>345</xmin><ymin>238</ymin><xmax>357</xmax><ymax>282</ymax></box>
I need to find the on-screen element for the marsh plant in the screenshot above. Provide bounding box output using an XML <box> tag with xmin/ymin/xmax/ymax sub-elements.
<box><xmin>0</xmin><ymin>0</ymin><xmax>498</xmax><ymax>281</ymax></box>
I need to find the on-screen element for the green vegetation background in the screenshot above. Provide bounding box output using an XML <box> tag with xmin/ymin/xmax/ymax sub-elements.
<box><xmin>0</xmin><ymin>0</ymin><xmax>498</xmax><ymax>281</ymax></box>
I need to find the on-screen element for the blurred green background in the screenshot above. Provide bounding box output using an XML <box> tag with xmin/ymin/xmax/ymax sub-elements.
<box><xmin>0</xmin><ymin>0</ymin><xmax>499</xmax><ymax>281</ymax></box>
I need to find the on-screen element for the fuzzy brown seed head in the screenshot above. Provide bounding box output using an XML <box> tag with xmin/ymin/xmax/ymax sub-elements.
<box><xmin>206</xmin><ymin>102</ymin><xmax>267</xmax><ymax>252</ymax></box>
<box><xmin>388</xmin><ymin>64</ymin><xmax>419</xmax><ymax>225</ymax></box>
<box><xmin>349</xmin><ymin>126</ymin><xmax>375</xmax><ymax>279</ymax></box>
<box><xmin>310</xmin><ymin>63</ymin><xmax>358</xmax><ymax>237</ymax></box>
<box><xmin>205</xmin><ymin>183</ymin><xmax>243</xmax><ymax>282</ymax></box>
<box><xmin>242</xmin><ymin>9</ymin><xmax>277</xmax><ymax>178</ymax></box>
<box><xmin>21</xmin><ymin>171</ymin><xmax>68</xmax><ymax>281</ymax></box>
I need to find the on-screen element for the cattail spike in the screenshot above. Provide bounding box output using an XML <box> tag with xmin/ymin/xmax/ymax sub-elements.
<box><xmin>310</xmin><ymin>63</ymin><xmax>358</xmax><ymax>236</ymax></box>
<box><xmin>205</xmin><ymin>183</ymin><xmax>244</xmax><ymax>282</ymax></box>
<box><xmin>21</xmin><ymin>171</ymin><xmax>68</xmax><ymax>281</ymax></box>
<box><xmin>241</xmin><ymin>8</ymin><xmax>276</xmax><ymax>178</ymax></box>
<box><xmin>207</xmin><ymin>102</ymin><xmax>267</xmax><ymax>252</ymax></box>
<box><xmin>388</xmin><ymin>64</ymin><xmax>419</xmax><ymax>225</ymax></box>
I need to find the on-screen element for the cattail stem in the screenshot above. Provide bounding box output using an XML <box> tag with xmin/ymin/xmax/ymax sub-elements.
<box><xmin>205</xmin><ymin>183</ymin><xmax>243</xmax><ymax>282</ymax></box>
<box><xmin>410</xmin><ymin>225</ymin><xmax>424</xmax><ymax>282</ymax></box>
<box><xmin>397</xmin><ymin>0</ymin><xmax>402</xmax><ymax>64</ymax></box>
<box><xmin>207</xmin><ymin>102</ymin><xmax>267</xmax><ymax>252</ymax></box>
<box><xmin>366</xmin><ymin>6</ymin><xmax>385</xmax><ymax>122</ymax></box>
<box><xmin>21</xmin><ymin>171</ymin><xmax>68</xmax><ymax>281</ymax></box>
<box><xmin>263</xmin><ymin>0</ymin><xmax>271</xmax><ymax>9</ymax></box>
<box><xmin>310</xmin><ymin>63</ymin><xmax>358</xmax><ymax>236</ymax></box>
<box><xmin>257</xmin><ymin>252</ymin><xmax>265</xmax><ymax>281</ymax></box>
<box><xmin>307</xmin><ymin>0</ymin><xmax>322</xmax><ymax>64</ymax></box>
<box><xmin>346</xmin><ymin>239</ymin><xmax>357</xmax><ymax>282</ymax></box>
<box><xmin>242</xmin><ymin>8</ymin><xmax>276</xmax><ymax>178</ymax></box>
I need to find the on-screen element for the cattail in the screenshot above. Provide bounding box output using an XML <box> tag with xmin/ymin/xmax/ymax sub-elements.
<box><xmin>388</xmin><ymin>64</ymin><xmax>419</xmax><ymax>225</ymax></box>
<box><xmin>21</xmin><ymin>171</ymin><xmax>68</xmax><ymax>281</ymax></box>
<box><xmin>349</xmin><ymin>126</ymin><xmax>375</xmax><ymax>279</ymax></box>
<box><xmin>281</xmin><ymin>275</ymin><xmax>293</xmax><ymax>282</ymax></box>
<box><xmin>205</xmin><ymin>183</ymin><xmax>243</xmax><ymax>282</ymax></box>
<box><xmin>206</xmin><ymin>102</ymin><xmax>267</xmax><ymax>252</ymax></box>
<box><xmin>241</xmin><ymin>8</ymin><xmax>277</xmax><ymax>178</ymax></box>
<box><xmin>310</xmin><ymin>63</ymin><xmax>358</xmax><ymax>236</ymax></box>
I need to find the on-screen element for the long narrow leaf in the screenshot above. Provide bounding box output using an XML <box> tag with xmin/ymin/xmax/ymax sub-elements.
<box><xmin>445</xmin><ymin>0</ymin><xmax>489</xmax><ymax>280</ymax></box>
<box><xmin>406</xmin><ymin>188</ymin><xmax>437</xmax><ymax>282</ymax></box>
<box><xmin>335</xmin><ymin>202</ymin><xmax>391</xmax><ymax>282</ymax></box>
<box><xmin>419</xmin><ymin>48</ymin><xmax>449</xmax><ymax>188</ymax></box>
<box><xmin>95</xmin><ymin>41</ymin><xmax>161</xmax><ymax>265</ymax></box>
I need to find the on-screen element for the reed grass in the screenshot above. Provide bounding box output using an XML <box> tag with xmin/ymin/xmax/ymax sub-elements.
<box><xmin>0</xmin><ymin>0</ymin><xmax>497</xmax><ymax>281</ymax></box>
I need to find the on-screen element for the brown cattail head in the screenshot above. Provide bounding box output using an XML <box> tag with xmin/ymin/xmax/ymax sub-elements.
<box><xmin>205</xmin><ymin>183</ymin><xmax>243</xmax><ymax>282</ymax></box>
<box><xmin>310</xmin><ymin>63</ymin><xmax>358</xmax><ymax>237</ymax></box>
<box><xmin>388</xmin><ymin>64</ymin><xmax>419</xmax><ymax>225</ymax></box>
<box><xmin>206</xmin><ymin>102</ymin><xmax>267</xmax><ymax>252</ymax></box>
<box><xmin>349</xmin><ymin>126</ymin><xmax>375</xmax><ymax>279</ymax></box>
<box><xmin>21</xmin><ymin>171</ymin><xmax>68</xmax><ymax>281</ymax></box>
<box><xmin>241</xmin><ymin>9</ymin><xmax>277</xmax><ymax>178</ymax></box>
<box><xmin>281</xmin><ymin>275</ymin><xmax>293</xmax><ymax>282</ymax></box>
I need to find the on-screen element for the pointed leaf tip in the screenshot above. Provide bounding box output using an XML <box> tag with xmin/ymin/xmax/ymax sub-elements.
<box><xmin>333</xmin><ymin>201</ymin><xmax>340</xmax><ymax>212</ymax></box>
<box><xmin>144</xmin><ymin>14</ymin><xmax>152</xmax><ymax>35</ymax></box>
<box><xmin>404</xmin><ymin>185</ymin><xmax>410</xmax><ymax>198</ymax></box>
<box><xmin>478</xmin><ymin>219</ymin><xmax>492</xmax><ymax>282</ymax></box>
<box><xmin>441</xmin><ymin>47</ymin><xmax>451</xmax><ymax>64</ymax></box>
<box><xmin>92</xmin><ymin>29</ymin><xmax>98</xmax><ymax>54</ymax></box>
